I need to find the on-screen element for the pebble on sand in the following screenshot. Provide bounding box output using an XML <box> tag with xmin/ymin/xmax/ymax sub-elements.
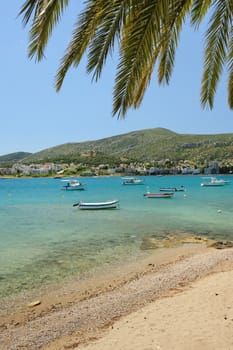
<box><xmin>27</xmin><ymin>300</ymin><xmax>41</xmax><ymax>308</ymax></box>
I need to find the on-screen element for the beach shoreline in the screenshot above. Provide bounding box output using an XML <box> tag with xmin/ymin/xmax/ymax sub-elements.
<box><xmin>1</xmin><ymin>244</ymin><xmax>233</xmax><ymax>350</ymax></box>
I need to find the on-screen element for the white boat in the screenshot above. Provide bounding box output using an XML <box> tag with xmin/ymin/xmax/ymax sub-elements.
<box><xmin>200</xmin><ymin>177</ymin><xmax>225</xmax><ymax>187</ymax></box>
<box><xmin>61</xmin><ymin>179</ymin><xmax>85</xmax><ymax>190</ymax></box>
<box><xmin>122</xmin><ymin>177</ymin><xmax>144</xmax><ymax>185</ymax></box>
<box><xmin>73</xmin><ymin>199</ymin><xmax>119</xmax><ymax>210</ymax></box>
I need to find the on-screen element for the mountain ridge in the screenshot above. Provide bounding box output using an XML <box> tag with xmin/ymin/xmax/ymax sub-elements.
<box><xmin>1</xmin><ymin>128</ymin><xmax>233</xmax><ymax>165</ymax></box>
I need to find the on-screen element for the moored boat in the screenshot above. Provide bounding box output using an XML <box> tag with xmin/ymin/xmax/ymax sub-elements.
<box><xmin>144</xmin><ymin>192</ymin><xmax>174</xmax><ymax>198</ymax></box>
<box><xmin>61</xmin><ymin>179</ymin><xmax>85</xmax><ymax>190</ymax></box>
<box><xmin>200</xmin><ymin>177</ymin><xmax>225</xmax><ymax>187</ymax></box>
<box><xmin>122</xmin><ymin>177</ymin><xmax>144</xmax><ymax>185</ymax></box>
<box><xmin>73</xmin><ymin>199</ymin><xmax>120</xmax><ymax>209</ymax></box>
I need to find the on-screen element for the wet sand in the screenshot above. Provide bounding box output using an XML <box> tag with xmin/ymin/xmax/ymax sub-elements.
<box><xmin>1</xmin><ymin>245</ymin><xmax>233</xmax><ymax>350</ymax></box>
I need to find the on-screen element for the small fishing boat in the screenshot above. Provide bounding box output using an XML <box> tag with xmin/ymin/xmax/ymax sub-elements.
<box><xmin>144</xmin><ymin>191</ymin><xmax>174</xmax><ymax>198</ymax></box>
<box><xmin>160</xmin><ymin>186</ymin><xmax>185</xmax><ymax>192</ymax></box>
<box><xmin>122</xmin><ymin>177</ymin><xmax>144</xmax><ymax>185</ymax></box>
<box><xmin>73</xmin><ymin>199</ymin><xmax>120</xmax><ymax>209</ymax></box>
<box><xmin>61</xmin><ymin>179</ymin><xmax>85</xmax><ymax>190</ymax></box>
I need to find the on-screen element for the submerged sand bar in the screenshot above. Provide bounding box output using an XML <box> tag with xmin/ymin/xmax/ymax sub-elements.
<box><xmin>1</xmin><ymin>246</ymin><xmax>233</xmax><ymax>350</ymax></box>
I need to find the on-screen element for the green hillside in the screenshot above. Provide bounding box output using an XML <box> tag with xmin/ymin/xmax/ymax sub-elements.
<box><xmin>0</xmin><ymin>152</ymin><xmax>32</xmax><ymax>164</ymax></box>
<box><xmin>3</xmin><ymin>128</ymin><xmax>233</xmax><ymax>166</ymax></box>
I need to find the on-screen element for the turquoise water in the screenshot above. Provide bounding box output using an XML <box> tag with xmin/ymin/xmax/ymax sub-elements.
<box><xmin>0</xmin><ymin>175</ymin><xmax>233</xmax><ymax>298</ymax></box>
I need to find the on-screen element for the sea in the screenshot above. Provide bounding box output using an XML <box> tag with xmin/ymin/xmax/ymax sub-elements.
<box><xmin>0</xmin><ymin>175</ymin><xmax>233</xmax><ymax>300</ymax></box>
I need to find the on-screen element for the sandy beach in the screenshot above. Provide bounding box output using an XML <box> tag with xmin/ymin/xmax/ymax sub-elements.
<box><xmin>1</xmin><ymin>244</ymin><xmax>233</xmax><ymax>350</ymax></box>
<box><xmin>77</xmin><ymin>268</ymin><xmax>233</xmax><ymax>350</ymax></box>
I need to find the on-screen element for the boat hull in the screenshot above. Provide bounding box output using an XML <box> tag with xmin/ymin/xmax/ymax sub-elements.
<box><xmin>144</xmin><ymin>192</ymin><xmax>174</xmax><ymax>198</ymax></box>
<box><xmin>160</xmin><ymin>186</ymin><xmax>185</xmax><ymax>192</ymax></box>
<box><xmin>74</xmin><ymin>200</ymin><xmax>119</xmax><ymax>210</ymax></box>
<box><xmin>123</xmin><ymin>181</ymin><xmax>144</xmax><ymax>185</ymax></box>
<box><xmin>62</xmin><ymin>185</ymin><xmax>84</xmax><ymax>190</ymax></box>
<box><xmin>200</xmin><ymin>182</ymin><xmax>224</xmax><ymax>187</ymax></box>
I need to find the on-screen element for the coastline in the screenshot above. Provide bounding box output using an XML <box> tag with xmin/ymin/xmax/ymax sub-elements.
<box><xmin>1</xmin><ymin>244</ymin><xmax>233</xmax><ymax>350</ymax></box>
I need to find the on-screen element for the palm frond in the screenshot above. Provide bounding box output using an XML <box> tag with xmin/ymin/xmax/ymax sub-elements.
<box><xmin>158</xmin><ymin>0</ymin><xmax>193</xmax><ymax>85</ymax></box>
<box><xmin>55</xmin><ymin>0</ymin><xmax>105</xmax><ymax>91</ymax></box>
<box><xmin>227</xmin><ymin>26</ymin><xmax>233</xmax><ymax>108</ymax></box>
<box><xmin>132</xmin><ymin>51</ymin><xmax>158</xmax><ymax>108</ymax></box>
<box><xmin>191</xmin><ymin>0</ymin><xmax>212</xmax><ymax>28</ymax></box>
<box><xmin>19</xmin><ymin>0</ymin><xmax>233</xmax><ymax>115</ymax></box>
<box><xmin>228</xmin><ymin>72</ymin><xmax>233</xmax><ymax>108</ymax></box>
<box><xmin>113</xmin><ymin>0</ymin><xmax>170</xmax><ymax>117</ymax></box>
<box><xmin>201</xmin><ymin>0</ymin><xmax>232</xmax><ymax>109</ymax></box>
<box><xmin>28</xmin><ymin>0</ymin><xmax>69</xmax><ymax>61</ymax></box>
<box><xmin>18</xmin><ymin>0</ymin><xmax>43</xmax><ymax>26</ymax></box>
<box><xmin>86</xmin><ymin>0</ymin><xmax>128</xmax><ymax>81</ymax></box>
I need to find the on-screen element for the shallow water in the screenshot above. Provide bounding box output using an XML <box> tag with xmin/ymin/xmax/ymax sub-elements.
<box><xmin>0</xmin><ymin>175</ymin><xmax>232</xmax><ymax>298</ymax></box>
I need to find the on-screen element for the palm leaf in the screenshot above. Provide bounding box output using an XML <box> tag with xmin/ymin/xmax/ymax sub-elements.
<box><xmin>132</xmin><ymin>51</ymin><xmax>158</xmax><ymax>108</ymax></box>
<box><xmin>158</xmin><ymin>0</ymin><xmax>193</xmax><ymax>85</ymax></box>
<box><xmin>86</xmin><ymin>0</ymin><xmax>127</xmax><ymax>81</ymax></box>
<box><xmin>19</xmin><ymin>0</ymin><xmax>44</xmax><ymax>26</ymax></box>
<box><xmin>113</xmin><ymin>0</ymin><xmax>170</xmax><ymax>117</ymax></box>
<box><xmin>191</xmin><ymin>0</ymin><xmax>212</xmax><ymax>28</ymax></box>
<box><xmin>227</xmin><ymin>26</ymin><xmax>233</xmax><ymax>108</ymax></box>
<box><xmin>55</xmin><ymin>0</ymin><xmax>106</xmax><ymax>91</ymax></box>
<box><xmin>201</xmin><ymin>0</ymin><xmax>232</xmax><ymax>109</ymax></box>
<box><xmin>28</xmin><ymin>0</ymin><xmax>69</xmax><ymax>61</ymax></box>
<box><xmin>19</xmin><ymin>0</ymin><xmax>233</xmax><ymax>116</ymax></box>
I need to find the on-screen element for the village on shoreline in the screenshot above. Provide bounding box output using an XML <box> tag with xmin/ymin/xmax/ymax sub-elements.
<box><xmin>0</xmin><ymin>159</ymin><xmax>232</xmax><ymax>178</ymax></box>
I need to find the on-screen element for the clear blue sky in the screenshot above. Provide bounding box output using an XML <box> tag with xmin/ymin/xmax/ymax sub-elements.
<box><xmin>1</xmin><ymin>1</ymin><xmax>233</xmax><ymax>156</ymax></box>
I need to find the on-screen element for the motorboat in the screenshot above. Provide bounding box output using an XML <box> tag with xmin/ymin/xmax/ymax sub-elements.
<box><xmin>122</xmin><ymin>177</ymin><xmax>144</xmax><ymax>185</ymax></box>
<box><xmin>200</xmin><ymin>177</ymin><xmax>225</xmax><ymax>187</ymax></box>
<box><xmin>73</xmin><ymin>199</ymin><xmax>119</xmax><ymax>209</ymax></box>
<box><xmin>61</xmin><ymin>179</ymin><xmax>85</xmax><ymax>190</ymax></box>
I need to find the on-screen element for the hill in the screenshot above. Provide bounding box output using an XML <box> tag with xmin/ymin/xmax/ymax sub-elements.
<box><xmin>0</xmin><ymin>152</ymin><xmax>32</xmax><ymax>164</ymax></box>
<box><xmin>1</xmin><ymin>128</ymin><xmax>233</xmax><ymax>166</ymax></box>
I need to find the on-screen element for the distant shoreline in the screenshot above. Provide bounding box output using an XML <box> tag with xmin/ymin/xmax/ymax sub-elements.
<box><xmin>1</xmin><ymin>173</ymin><xmax>233</xmax><ymax>179</ymax></box>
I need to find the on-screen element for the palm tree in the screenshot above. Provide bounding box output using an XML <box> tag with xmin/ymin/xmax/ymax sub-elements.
<box><xmin>19</xmin><ymin>0</ymin><xmax>233</xmax><ymax>117</ymax></box>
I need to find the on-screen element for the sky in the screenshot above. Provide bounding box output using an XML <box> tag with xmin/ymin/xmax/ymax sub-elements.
<box><xmin>1</xmin><ymin>1</ymin><xmax>233</xmax><ymax>156</ymax></box>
